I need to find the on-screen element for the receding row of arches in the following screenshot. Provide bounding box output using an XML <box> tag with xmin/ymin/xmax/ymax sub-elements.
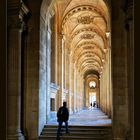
<box><xmin>45</xmin><ymin>0</ymin><xmax>112</xmax><ymax>123</ymax></box>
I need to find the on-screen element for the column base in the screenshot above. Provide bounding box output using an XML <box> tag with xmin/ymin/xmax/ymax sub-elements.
<box><xmin>7</xmin><ymin>128</ymin><xmax>25</xmax><ymax>140</ymax></box>
<box><xmin>112</xmin><ymin>138</ymin><xmax>125</xmax><ymax>140</ymax></box>
<box><xmin>7</xmin><ymin>134</ymin><xmax>24</xmax><ymax>140</ymax></box>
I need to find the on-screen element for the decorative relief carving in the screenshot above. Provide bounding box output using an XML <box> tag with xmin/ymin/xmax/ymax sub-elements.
<box><xmin>71</xmin><ymin>27</ymin><xmax>101</xmax><ymax>40</ymax></box>
<box><xmin>62</xmin><ymin>5</ymin><xmax>107</xmax><ymax>26</ymax></box>
<box><xmin>81</xmin><ymin>34</ymin><xmax>95</xmax><ymax>39</ymax></box>
<box><xmin>84</xmin><ymin>46</ymin><xmax>95</xmax><ymax>49</ymax></box>
<box><xmin>76</xmin><ymin>41</ymin><xmax>97</xmax><ymax>49</ymax></box>
<box><xmin>78</xmin><ymin>16</ymin><xmax>94</xmax><ymax>24</ymax></box>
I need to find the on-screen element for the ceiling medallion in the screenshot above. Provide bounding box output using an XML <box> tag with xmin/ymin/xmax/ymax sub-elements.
<box><xmin>78</xmin><ymin>16</ymin><xmax>94</xmax><ymax>24</ymax></box>
<box><xmin>81</xmin><ymin>34</ymin><xmax>95</xmax><ymax>39</ymax></box>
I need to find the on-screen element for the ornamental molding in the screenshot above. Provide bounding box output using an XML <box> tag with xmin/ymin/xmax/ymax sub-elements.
<box><xmin>77</xmin><ymin>51</ymin><xmax>101</xmax><ymax>60</ymax></box>
<box><xmin>76</xmin><ymin>53</ymin><xmax>102</xmax><ymax>66</ymax></box>
<box><xmin>80</xmin><ymin>61</ymin><xmax>100</xmax><ymax>69</ymax></box>
<box><xmin>82</xmin><ymin>65</ymin><xmax>99</xmax><ymax>73</ymax></box>
<box><xmin>70</xmin><ymin>27</ymin><xmax>105</xmax><ymax>43</ymax></box>
<box><xmin>8</xmin><ymin>1</ymin><xmax>30</xmax><ymax>30</ymax></box>
<box><xmin>81</xmin><ymin>63</ymin><xmax>100</xmax><ymax>70</ymax></box>
<box><xmin>72</xmin><ymin>41</ymin><xmax>104</xmax><ymax>53</ymax></box>
<box><xmin>81</xmin><ymin>34</ymin><xmax>95</xmax><ymax>39</ymax></box>
<box><xmin>83</xmin><ymin>46</ymin><xmax>95</xmax><ymax>49</ymax></box>
<box><xmin>62</xmin><ymin>5</ymin><xmax>107</xmax><ymax>27</ymax></box>
<box><xmin>78</xmin><ymin>15</ymin><xmax>94</xmax><ymax>24</ymax></box>
<box><xmin>78</xmin><ymin>58</ymin><xmax>101</xmax><ymax>69</ymax></box>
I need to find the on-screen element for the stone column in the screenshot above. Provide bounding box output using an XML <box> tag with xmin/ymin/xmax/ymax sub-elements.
<box><xmin>77</xmin><ymin>70</ymin><xmax>79</xmax><ymax>111</ymax></box>
<box><xmin>127</xmin><ymin>19</ymin><xmax>134</xmax><ymax>140</ymax></box>
<box><xmin>83</xmin><ymin>79</ymin><xmax>86</xmax><ymax>108</ymax></box>
<box><xmin>61</xmin><ymin>35</ymin><xmax>65</xmax><ymax>103</ymax></box>
<box><xmin>104</xmin><ymin>61</ymin><xmax>107</xmax><ymax>114</ymax></box>
<box><xmin>112</xmin><ymin>0</ymin><xmax>130</xmax><ymax>139</ymax></box>
<box><xmin>57</xmin><ymin>33</ymin><xmax>63</xmax><ymax>107</ymax></box>
<box><xmin>100</xmin><ymin>71</ymin><xmax>103</xmax><ymax>111</ymax></box>
<box><xmin>70</xmin><ymin>59</ymin><xmax>74</xmax><ymax>113</ymax></box>
<box><xmin>7</xmin><ymin>20</ymin><xmax>24</xmax><ymax>140</ymax></box>
<box><xmin>73</xmin><ymin>64</ymin><xmax>77</xmax><ymax>112</ymax></box>
<box><xmin>85</xmin><ymin>79</ymin><xmax>88</xmax><ymax>108</ymax></box>
<box><xmin>79</xmin><ymin>75</ymin><xmax>82</xmax><ymax>110</ymax></box>
<box><xmin>108</xmin><ymin>47</ymin><xmax>112</xmax><ymax>118</ymax></box>
<box><xmin>46</xmin><ymin>21</ymin><xmax>51</xmax><ymax>120</ymax></box>
<box><xmin>66</xmin><ymin>51</ymin><xmax>71</xmax><ymax>112</ymax></box>
<box><xmin>50</xmin><ymin>14</ymin><xmax>56</xmax><ymax>84</ymax></box>
<box><xmin>7</xmin><ymin>2</ymin><xmax>29</xmax><ymax>140</ymax></box>
<box><xmin>125</xmin><ymin>1</ymin><xmax>134</xmax><ymax>139</ymax></box>
<box><xmin>65</xmin><ymin>49</ymin><xmax>69</xmax><ymax>106</ymax></box>
<box><xmin>96</xmin><ymin>86</ymin><xmax>100</xmax><ymax>108</ymax></box>
<box><xmin>98</xmin><ymin>79</ymin><xmax>100</xmax><ymax>108</ymax></box>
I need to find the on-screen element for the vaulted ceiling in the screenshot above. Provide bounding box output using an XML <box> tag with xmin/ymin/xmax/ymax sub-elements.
<box><xmin>54</xmin><ymin>0</ymin><xmax>110</xmax><ymax>78</ymax></box>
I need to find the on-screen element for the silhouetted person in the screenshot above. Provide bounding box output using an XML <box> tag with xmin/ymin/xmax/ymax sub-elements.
<box><xmin>93</xmin><ymin>101</ymin><xmax>96</xmax><ymax>108</ymax></box>
<box><xmin>56</xmin><ymin>101</ymin><xmax>69</xmax><ymax>140</ymax></box>
<box><xmin>90</xmin><ymin>102</ymin><xmax>92</xmax><ymax>108</ymax></box>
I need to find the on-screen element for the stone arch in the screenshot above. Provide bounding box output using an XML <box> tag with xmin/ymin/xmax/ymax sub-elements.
<box><xmin>6</xmin><ymin>0</ymin><xmax>134</xmax><ymax>140</ymax></box>
<box><xmin>39</xmin><ymin>0</ymin><xmax>112</xmax><ymax>138</ymax></box>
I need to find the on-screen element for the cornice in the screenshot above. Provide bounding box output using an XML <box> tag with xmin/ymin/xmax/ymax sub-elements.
<box><xmin>19</xmin><ymin>2</ymin><xmax>29</xmax><ymax>21</ymax></box>
<box><xmin>8</xmin><ymin>1</ymin><xmax>29</xmax><ymax>19</ymax></box>
<box><xmin>7</xmin><ymin>1</ymin><xmax>30</xmax><ymax>30</ymax></box>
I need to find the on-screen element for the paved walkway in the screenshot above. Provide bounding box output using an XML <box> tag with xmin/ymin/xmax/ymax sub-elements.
<box><xmin>47</xmin><ymin>108</ymin><xmax>112</xmax><ymax>126</ymax></box>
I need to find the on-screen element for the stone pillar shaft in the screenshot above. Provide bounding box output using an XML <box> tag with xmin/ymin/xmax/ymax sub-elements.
<box><xmin>7</xmin><ymin>19</ymin><xmax>24</xmax><ymax>140</ymax></box>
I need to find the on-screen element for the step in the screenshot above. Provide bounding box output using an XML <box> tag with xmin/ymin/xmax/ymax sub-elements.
<box><xmin>44</xmin><ymin>125</ymin><xmax>112</xmax><ymax>131</ymax></box>
<box><xmin>45</xmin><ymin>125</ymin><xmax>112</xmax><ymax>129</ymax></box>
<box><xmin>39</xmin><ymin>135</ymin><xmax>111</xmax><ymax>140</ymax></box>
<box><xmin>39</xmin><ymin>125</ymin><xmax>112</xmax><ymax>140</ymax></box>
<box><xmin>42</xmin><ymin>128</ymin><xmax>112</xmax><ymax>133</ymax></box>
<box><xmin>41</xmin><ymin>131</ymin><xmax>110</xmax><ymax>135</ymax></box>
<box><xmin>41</xmin><ymin>132</ymin><xmax>112</xmax><ymax>137</ymax></box>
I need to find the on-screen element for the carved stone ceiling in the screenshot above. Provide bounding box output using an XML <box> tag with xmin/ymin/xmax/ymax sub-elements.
<box><xmin>54</xmin><ymin>0</ymin><xmax>110</xmax><ymax>76</ymax></box>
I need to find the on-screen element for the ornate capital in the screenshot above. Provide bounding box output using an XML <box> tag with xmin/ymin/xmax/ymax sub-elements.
<box><xmin>122</xmin><ymin>0</ymin><xmax>133</xmax><ymax>20</ymax></box>
<box><xmin>8</xmin><ymin>17</ymin><xmax>28</xmax><ymax>32</ymax></box>
<box><xmin>124</xmin><ymin>0</ymin><xmax>133</xmax><ymax>31</ymax></box>
<box><xmin>8</xmin><ymin>1</ymin><xmax>30</xmax><ymax>31</ymax></box>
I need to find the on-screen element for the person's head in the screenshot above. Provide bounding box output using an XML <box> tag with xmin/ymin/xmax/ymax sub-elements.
<box><xmin>63</xmin><ymin>101</ymin><xmax>67</xmax><ymax>107</ymax></box>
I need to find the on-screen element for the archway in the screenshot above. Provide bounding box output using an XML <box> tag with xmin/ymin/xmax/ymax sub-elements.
<box><xmin>39</xmin><ymin>0</ymin><xmax>112</xmax><ymax>126</ymax></box>
<box><xmin>6</xmin><ymin>0</ymin><xmax>134</xmax><ymax>139</ymax></box>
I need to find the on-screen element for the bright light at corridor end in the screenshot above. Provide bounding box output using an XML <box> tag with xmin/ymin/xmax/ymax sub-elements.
<box><xmin>89</xmin><ymin>81</ymin><xmax>96</xmax><ymax>88</ymax></box>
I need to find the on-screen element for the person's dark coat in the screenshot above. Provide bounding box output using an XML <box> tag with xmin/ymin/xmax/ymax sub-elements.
<box><xmin>57</xmin><ymin>106</ymin><xmax>69</xmax><ymax>122</ymax></box>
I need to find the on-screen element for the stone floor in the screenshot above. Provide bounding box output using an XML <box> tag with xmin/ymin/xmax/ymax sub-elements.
<box><xmin>47</xmin><ymin>108</ymin><xmax>112</xmax><ymax>126</ymax></box>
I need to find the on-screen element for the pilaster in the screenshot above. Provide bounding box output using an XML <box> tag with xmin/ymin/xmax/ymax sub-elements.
<box><xmin>7</xmin><ymin>1</ymin><xmax>29</xmax><ymax>140</ymax></box>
